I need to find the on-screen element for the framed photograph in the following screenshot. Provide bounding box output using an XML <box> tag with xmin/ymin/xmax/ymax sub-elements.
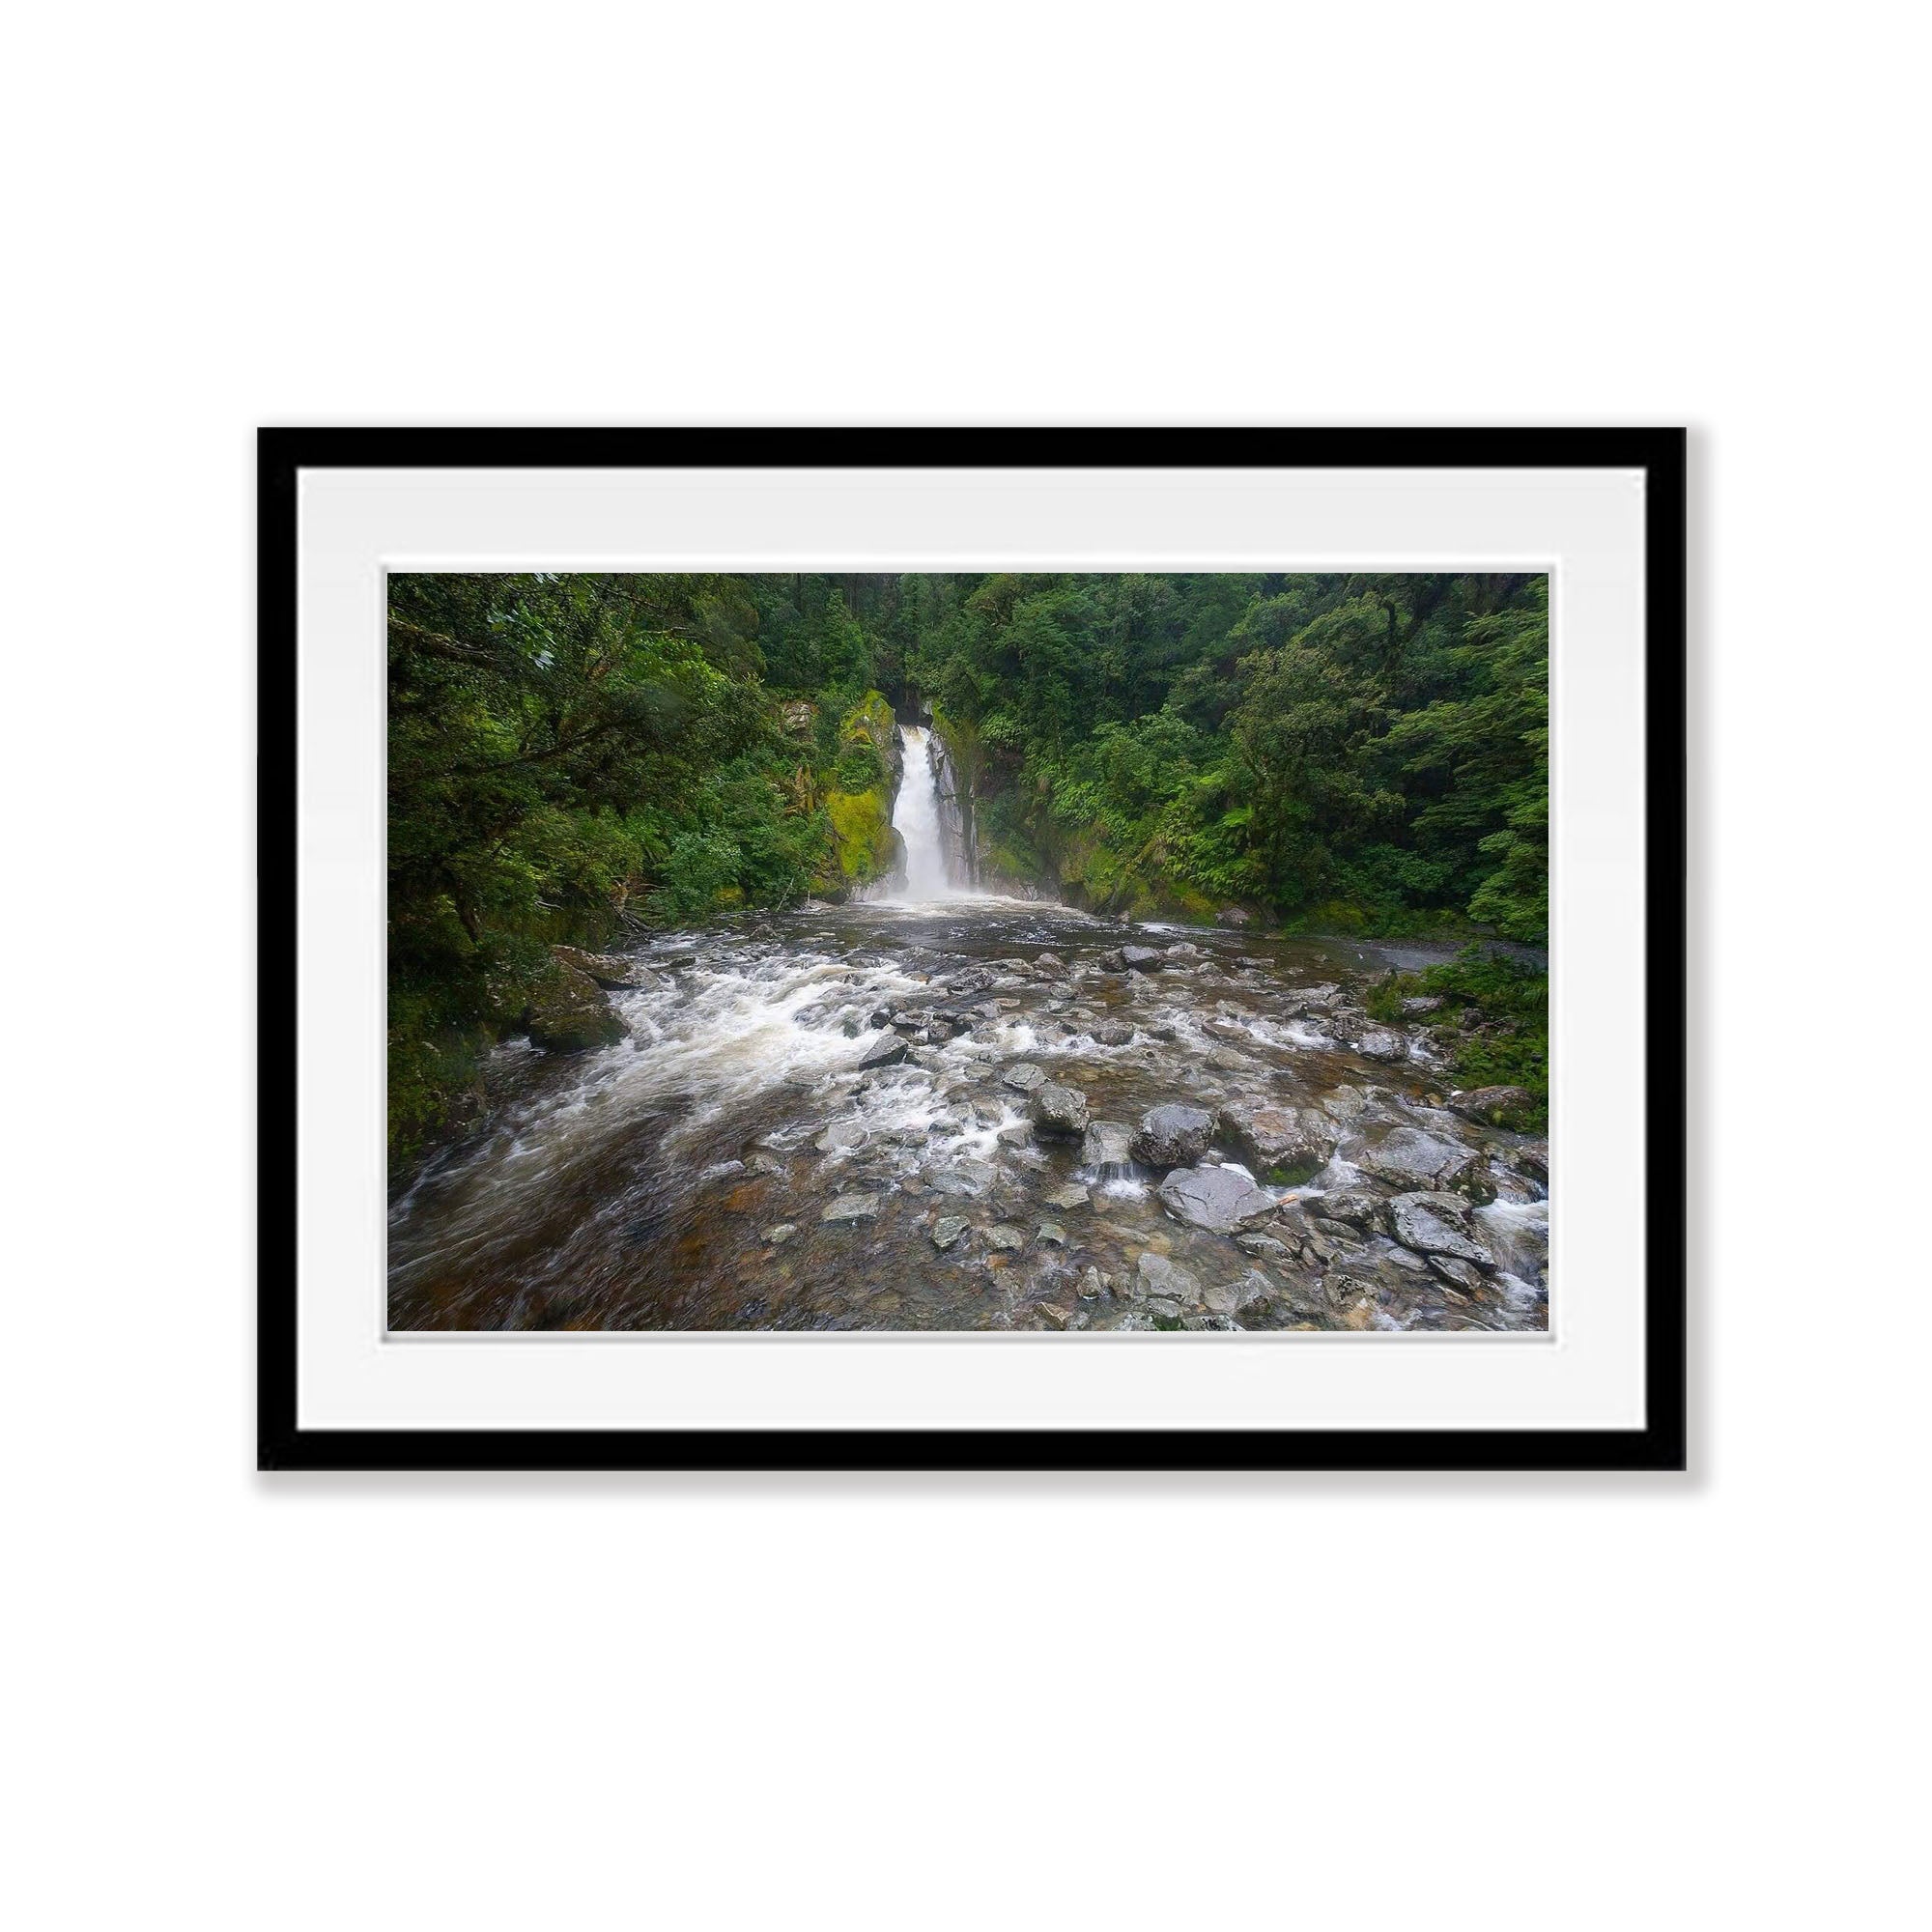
<box><xmin>261</xmin><ymin>428</ymin><xmax>1685</xmax><ymax>1471</ymax></box>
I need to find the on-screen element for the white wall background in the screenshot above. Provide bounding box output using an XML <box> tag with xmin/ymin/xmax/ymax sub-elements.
<box><xmin>4</xmin><ymin>5</ymin><xmax>1925</xmax><ymax>1928</ymax></box>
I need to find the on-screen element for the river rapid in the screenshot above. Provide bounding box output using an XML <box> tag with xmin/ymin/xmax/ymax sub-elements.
<box><xmin>388</xmin><ymin>730</ymin><xmax>1549</xmax><ymax>1333</ymax></box>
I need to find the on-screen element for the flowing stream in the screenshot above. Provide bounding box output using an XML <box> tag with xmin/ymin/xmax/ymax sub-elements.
<box><xmin>388</xmin><ymin>877</ymin><xmax>1550</xmax><ymax>1332</ymax></box>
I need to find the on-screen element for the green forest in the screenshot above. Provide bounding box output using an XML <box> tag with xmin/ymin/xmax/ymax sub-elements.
<box><xmin>388</xmin><ymin>571</ymin><xmax>1548</xmax><ymax>1168</ymax></box>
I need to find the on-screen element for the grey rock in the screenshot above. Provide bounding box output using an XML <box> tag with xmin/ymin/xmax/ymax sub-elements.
<box><xmin>1121</xmin><ymin>944</ymin><xmax>1163</xmax><ymax>966</ymax></box>
<box><xmin>763</xmin><ymin>1223</ymin><xmax>799</xmax><ymax>1245</ymax></box>
<box><xmin>1389</xmin><ymin>1191</ymin><xmax>1493</xmax><ymax>1266</ymax></box>
<box><xmin>1321</xmin><ymin>1084</ymin><xmax>1367</xmax><ymax>1120</ymax></box>
<box><xmin>1036</xmin><ymin>1222</ymin><xmax>1067</xmax><ymax>1246</ymax></box>
<box><xmin>1132</xmin><ymin>1103</ymin><xmax>1215</xmax><ymax>1168</ymax></box>
<box><xmin>1311</xmin><ymin>1189</ymin><xmax>1385</xmax><ymax>1231</ymax></box>
<box><xmin>1204</xmin><ymin>1270</ymin><xmax>1272</xmax><ymax>1318</ymax></box>
<box><xmin>551</xmin><ymin>945</ymin><xmax>649</xmax><ymax>990</ymax></box>
<box><xmin>820</xmin><ymin>1193</ymin><xmax>883</xmax><ymax>1224</ymax></box>
<box><xmin>1236</xmin><ymin>1232</ymin><xmax>1295</xmax><ymax>1262</ymax></box>
<box><xmin>1356</xmin><ymin>1126</ymin><xmax>1479</xmax><ymax>1193</ymax></box>
<box><xmin>1134</xmin><ymin>1252</ymin><xmax>1203</xmax><ymax>1307</ymax></box>
<box><xmin>927</xmin><ymin>1158</ymin><xmax>997</xmax><ymax>1198</ymax></box>
<box><xmin>1429</xmin><ymin>1254</ymin><xmax>1488</xmax><ymax>1294</ymax></box>
<box><xmin>1029</xmin><ymin>1081</ymin><xmax>1090</xmax><ymax>1138</ymax></box>
<box><xmin>984</xmin><ymin>1224</ymin><xmax>1026</xmax><ymax>1252</ymax></box>
<box><xmin>1402</xmin><ymin>995</ymin><xmax>1445</xmax><ymax>1017</ymax></box>
<box><xmin>1077</xmin><ymin>1267</ymin><xmax>1108</xmax><ymax>1300</ymax></box>
<box><xmin>930</xmin><ymin>1215</ymin><xmax>969</xmax><ymax>1251</ymax></box>
<box><xmin>1157</xmin><ymin>1164</ymin><xmax>1279</xmax><ymax>1234</ymax></box>
<box><xmin>1216</xmin><ymin>1100</ymin><xmax>1333</xmax><ymax>1180</ymax></box>
<box><xmin>1355</xmin><ymin>1027</ymin><xmax>1408</xmax><ymax>1063</ymax></box>
<box><xmin>856</xmin><ymin>1034</ymin><xmax>909</xmax><ymax>1071</ymax></box>
<box><xmin>1143</xmin><ymin>1295</ymin><xmax>1184</xmax><ymax>1323</ymax></box>
<box><xmin>1043</xmin><ymin>1183</ymin><xmax>1091</xmax><ymax>1210</ymax></box>
<box><xmin>1001</xmin><ymin>1062</ymin><xmax>1048</xmax><ymax>1094</ymax></box>
<box><xmin>1036</xmin><ymin>1301</ymin><xmax>1080</xmax><ymax>1330</ymax></box>
<box><xmin>1090</xmin><ymin>1020</ymin><xmax>1136</xmax><ymax>1046</ymax></box>
<box><xmin>1082</xmin><ymin>1120</ymin><xmax>1137</xmax><ymax>1172</ymax></box>
<box><xmin>813</xmin><ymin>1119</ymin><xmax>867</xmax><ymax>1153</ymax></box>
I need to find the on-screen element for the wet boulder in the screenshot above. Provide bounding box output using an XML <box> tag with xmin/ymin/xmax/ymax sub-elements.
<box><xmin>551</xmin><ymin>944</ymin><xmax>649</xmax><ymax>990</ymax></box>
<box><xmin>1356</xmin><ymin>1126</ymin><xmax>1479</xmax><ymax>1194</ymax></box>
<box><xmin>1388</xmin><ymin>1191</ymin><xmax>1494</xmax><ymax>1267</ymax></box>
<box><xmin>930</xmin><ymin>1215</ymin><xmax>969</xmax><ymax>1251</ymax></box>
<box><xmin>820</xmin><ymin>1193</ymin><xmax>883</xmax><ymax>1224</ymax></box>
<box><xmin>1134</xmin><ymin>1252</ymin><xmax>1203</xmax><ymax>1308</ymax></box>
<box><xmin>1001</xmin><ymin>1062</ymin><xmax>1048</xmax><ymax>1094</ymax></box>
<box><xmin>525</xmin><ymin>960</ymin><xmax>626</xmax><ymax>1053</ymax></box>
<box><xmin>1216</xmin><ymin>1100</ymin><xmax>1334</xmax><ymax>1183</ymax></box>
<box><xmin>1354</xmin><ymin>1026</ymin><xmax>1409</xmax><ymax>1063</ymax></box>
<box><xmin>1132</xmin><ymin>1104</ymin><xmax>1215</xmax><ymax>1168</ymax></box>
<box><xmin>1081</xmin><ymin>1120</ymin><xmax>1136</xmax><ymax>1173</ymax></box>
<box><xmin>1429</xmin><ymin>1254</ymin><xmax>1488</xmax><ymax>1295</ymax></box>
<box><xmin>1308</xmin><ymin>1188</ymin><xmax>1386</xmax><ymax>1232</ymax></box>
<box><xmin>1089</xmin><ymin>1020</ymin><xmax>1135</xmax><ymax>1046</ymax></box>
<box><xmin>1203</xmin><ymin>1270</ymin><xmax>1272</xmax><ymax>1318</ymax></box>
<box><xmin>1029</xmin><ymin>1082</ymin><xmax>1090</xmax><ymax>1139</ymax></box>
<box><xmin>813</xmin><ymin>1119</ymin><xmax>867</xmax><ymax>1153</ymax></box>
<box><xmin>856</xmin><ymin>1034</ymin><xmax>909</xmax><ymax>1071</ymax></box>
<box><xmin>927</xmin><ymin>1158</ymin><xmax>997</xmax><ymax>1198</ymax></box>
<box><xmin>1121</xmin><ymin>944</ymin><xmax>1163</xmax><ymax>966</ymax></box>
<box><xmin>1157</xmin><ymin>1164</ymin><xmax>1279</xmax><ymax>1234</ymax></box>
<box><xmin>1237</xmin><ymin>1230</ymin><xmax>1297</xmax><ymax>1263</ymax></box>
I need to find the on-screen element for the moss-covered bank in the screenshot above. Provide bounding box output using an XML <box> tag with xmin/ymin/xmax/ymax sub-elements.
<box><xmin>813</xmin><ymin>691</ymin><xmax>905</xmax><ymax>895</ymax></box>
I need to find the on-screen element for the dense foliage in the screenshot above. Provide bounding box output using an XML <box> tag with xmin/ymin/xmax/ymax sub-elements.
<box><xmin>386</xmin><ymin>570</ymin><xmax>1548</xmax><ymax>1169</ymax></box>
<box><xmin>898</xmin><ymin>571</ymin><xmax>1548</xmax><ymax>937</ymax></box>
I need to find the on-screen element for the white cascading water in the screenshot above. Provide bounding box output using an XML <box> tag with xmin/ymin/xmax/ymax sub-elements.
<box><xmin>891</xmin><ymin>725</ymin><xmax>954</xmax><ymax>898</ymax></box>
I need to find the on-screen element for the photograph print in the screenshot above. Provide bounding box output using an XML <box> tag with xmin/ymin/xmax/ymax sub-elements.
<box><xmin>387</xmin><ymin>569</ymin><xmax>1549</xmax><ymax>1334</ymax></box>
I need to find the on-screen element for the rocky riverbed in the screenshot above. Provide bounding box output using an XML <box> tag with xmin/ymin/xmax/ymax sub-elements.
<box><xmin>388</xmin><ymin>899</ymin><xmax>1548</xmax><ymax>1332</ymax></box>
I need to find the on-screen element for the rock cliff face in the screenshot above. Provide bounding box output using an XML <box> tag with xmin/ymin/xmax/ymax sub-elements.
<box><xmin>815</xmin><ymin>692</ymin><xmax>906</xmax><ymax>896</ymax></box>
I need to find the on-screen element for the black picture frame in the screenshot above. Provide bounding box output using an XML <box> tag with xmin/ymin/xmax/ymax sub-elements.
<box><xmin>259</xmin><ymin>427</ymin><xmax>1686</xmax><ymax>1473</ymax></box>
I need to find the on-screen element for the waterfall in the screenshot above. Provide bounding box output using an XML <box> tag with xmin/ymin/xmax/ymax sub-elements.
<box><xmin>890</xmin><ymin>725</ymin><xmax>956</xmax><ymax>898</ymax></box>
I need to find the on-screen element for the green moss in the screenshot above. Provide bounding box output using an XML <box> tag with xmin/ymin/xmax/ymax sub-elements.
<box><xmin>1268</xmin><ymin>1155</ymin><xmax>1324</xmax><ymax>1187</ymax></box>
<box><xmin>814</xmin><ymin>695</ymin><xmax>907</xmax><ymax>891</ymax></box>
<box><xmin>822</xmin><ymin>785</ymin><xmax>898</xmax><ymax>881</ymax></box>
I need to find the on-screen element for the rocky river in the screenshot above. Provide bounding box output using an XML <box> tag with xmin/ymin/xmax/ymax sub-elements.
<box><xmin>388</xmin><ymin>738</ymin><xmax>1550</xmax><ymax>1333</ymax></box>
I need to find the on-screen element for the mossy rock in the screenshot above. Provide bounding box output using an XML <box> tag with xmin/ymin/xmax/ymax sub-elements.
<box><xmin>524</xmin><ymin>960</ymin><xmax>626</xmax><ymax>1053</ymax></box>
<box><xmin>818</xmin><ymin>786</ymin><xmax>904</xmax><ymax>890</ymax></box>
<box><xmin>814</xmin><ymin>694</ymin><xmax>907</xmax><ymax>892</ymax></box>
